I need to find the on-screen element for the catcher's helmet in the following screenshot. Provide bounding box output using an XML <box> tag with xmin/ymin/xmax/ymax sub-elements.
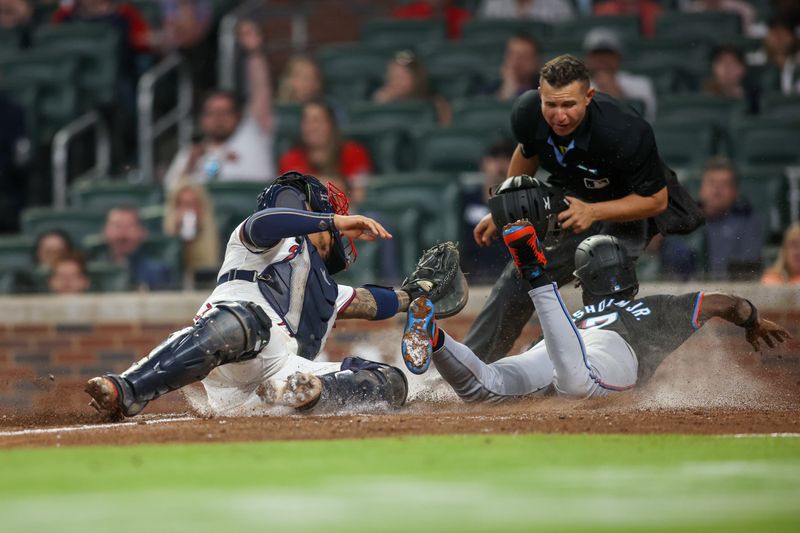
<box><xmin>487</xmin><ymin>175</ymin><xmax>569</xmax><ymax>247</ymax></box>
<box><xmin>573</xmin><ymin>235</ymin><xmax>639</xmax><ymax>299</ymax></box>
<box><xmin>256</xmin><ymin>171</ymin><xmax>356</xmax><ymax>274</ymax></box>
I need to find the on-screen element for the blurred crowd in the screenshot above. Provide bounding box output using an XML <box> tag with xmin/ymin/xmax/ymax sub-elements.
<box><xmin>1</xmin><ymin>0</ymin><xmax>799</xmax><ymax>295</ymax></box>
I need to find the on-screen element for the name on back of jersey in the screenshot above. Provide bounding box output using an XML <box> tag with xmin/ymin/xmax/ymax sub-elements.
<box><xmin>572</xmin><ymin>298</ymin><xmax>652</xmax><ymax>323</ymax></box>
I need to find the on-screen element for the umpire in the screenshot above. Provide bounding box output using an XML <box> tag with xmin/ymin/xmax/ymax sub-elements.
<box><xmin>467</xmin><ymin>54</ymin><xmax>702</xmax><ymax>363</ymax></box>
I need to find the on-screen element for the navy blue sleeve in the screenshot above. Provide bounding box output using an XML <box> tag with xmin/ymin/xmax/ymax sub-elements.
<box><xmin>243</xmin><ymin>207</ymin><xmax>335</xmax><ymax>250</ymax></box>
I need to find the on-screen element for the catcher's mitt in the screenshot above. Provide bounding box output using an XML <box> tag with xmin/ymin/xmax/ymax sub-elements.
<box><xmin>401</xmin><ymin>241</ymin><xmax>468</xmax><ymax>318</ymax></box>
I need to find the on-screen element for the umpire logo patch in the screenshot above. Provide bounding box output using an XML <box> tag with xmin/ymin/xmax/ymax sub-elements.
<box><xmin>584</xmin><ymin>177</ymin><xmax>610</xmax><ymax>190</ymax></box>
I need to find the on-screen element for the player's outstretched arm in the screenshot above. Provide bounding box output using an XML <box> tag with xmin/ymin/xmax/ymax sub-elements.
<box><xmin>697</xmin><ymin>293</ymin><xmax>792</xmax><ymax>351</ymax></box>
<box><xmin>338</xmin><ymin>288</ymin><xmax>410</xmax><ymax>320</ymax></box>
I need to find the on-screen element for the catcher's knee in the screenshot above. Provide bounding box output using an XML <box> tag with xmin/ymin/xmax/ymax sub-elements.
<box><xmin>113</xmin><ymin>301</ymin><xmax>272</xmax><ymax>415</ymax></box>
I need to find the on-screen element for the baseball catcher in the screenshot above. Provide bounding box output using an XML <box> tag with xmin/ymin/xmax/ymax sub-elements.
<box><xmin>400</xmin><ymin>220</ymin><xmax>791</xmax><ymax>401</ymax></box>
<box><xmin>85</xmin><ymin>171</ymin><xmax>466</xmax><ymax>418</ymax></box>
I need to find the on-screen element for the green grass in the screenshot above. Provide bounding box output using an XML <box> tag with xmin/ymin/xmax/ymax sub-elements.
<box><xmin>1</xmin><ymin>434</ymin><xmax>799</xmax><ymax>532</ymax></box>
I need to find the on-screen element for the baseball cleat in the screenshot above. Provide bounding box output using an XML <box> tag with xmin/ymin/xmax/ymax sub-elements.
<box><xmin>401</xmin><ymin>296</ymin><xmax>437</xmax><ymax>375</ymax></box>
<box><xmin>258</xmin><ymin>372</ymin><xmax>323</xmax><ymax>410</ymax></box>
<box><xmin>503</xmin><ymin>220</ymin><xmax>547</xmax><ymax>280</ymax></box>
<box><xmin>85</xmin><ymin>376</ymin><xmax>124</xmax><ymax>420</ymax></box>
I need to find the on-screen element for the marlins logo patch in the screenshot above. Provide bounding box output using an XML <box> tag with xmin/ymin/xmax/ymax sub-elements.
<box><xmin>584</xmin><ymin>177</ymin><xmax>610</xmax><ymax>190</ymax></box>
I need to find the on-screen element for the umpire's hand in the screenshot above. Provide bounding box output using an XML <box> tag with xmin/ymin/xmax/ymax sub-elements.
<box><xmin>558</xmin><ymin>196</ymin><xmax>597</xmax><ymax>233</ymax></box>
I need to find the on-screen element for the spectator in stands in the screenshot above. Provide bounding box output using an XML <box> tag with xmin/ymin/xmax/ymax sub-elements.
<box><xmin>392</xmin><ymin>0</ymin><xmax>471</xmax><ymax>40</ymax></box>
<box><xmin>583</xmin><ymin>28</ymin><xmax>657</xmax><ymax>122</ymax></box>
<box><xmin>683</xmin><ymin>0</ymin><xmax>757</xmax><ymax>37</ymax></box>
<box><xmin>163</xmin><ymin>182</ymin><xmax>220</xmax><ymax>280</ymax></box>
<box><xmin>661</xmin><ymin>157</ymin><xmax>763</xmax><ymax>280</ymax></box>
<box><xmin>483</xmin><ymin>33</ymin><xmax>541</xmax><ymax>101</ymax></box>
<box><xmin>156</xmin><ymin>0</ymin><xmax>214</xmax><ymax>92</ymax></box>
<box><xmin>480</xmin><ymin>0</ymin><xmax>574</xmax><ymax>23</ymax></box>
<box><xmin>0</xmin><ymin>0</ymin><xmax>33</xmax><ymax>47</ymax></box>
<box><xmin>48</xmin><ymin>253</ymin><xmax>90</xmax><ymax>294</ymax></box>
<box><xmin>373</xmin><ymin>50</ymin><xmax>451</xmax><ymax>126</ymax></box>
<box><xmin>164</xmin><ymin>19</ymin><xmax>275</xmax><ymax>191</ymax></box>
<box><xmin>594</xmin><ymin>0</ymin><xmax>663</xmax><ymax>38</ymax></box>
<box><xmin>279</xmin><ymin>99</ymin><xmax>372</xmax><ymax>204</ymax></box>
<box><xmin>762</xmin><ymin>223</ymin><xmax>800</xmax><ymax>284</ymax></box>
<box><xmin>702</xmin><ymin>44</ymin><xmax>760</xmax><ymax>114</ymax></box>
<box><xmin>101</xmin><ymin>206</ymin><xmax>173</xmax><ymax>290</ymax></box>
<box><xmin>33</xmin><ymin>230</ymin><xmax>74</xmax><ymax>270</ymax></box>
<box><xmin>0</xmin><ymin>92</ymin><xmax>28</xmax><ymax>233</ymax></box>
<box><xmin>461</xmin><ymin>138</ymin><xmax>515</xmax><ymax>283</ymax></box>
<box><xmin>277</xmin><ymin>55</ymin><xmax>324</xmax><ymax>105</ymax></box>
<box><xmin>757</xmin><ymin>17</ymin><xmax>800</xmax><ymax>94</ymax></box>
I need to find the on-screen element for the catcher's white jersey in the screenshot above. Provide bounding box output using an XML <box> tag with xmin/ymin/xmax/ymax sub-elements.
<box><xmin>196</xmin><ymin>222</ymin><xmax>354</xmax><ymax>412</ymax></box>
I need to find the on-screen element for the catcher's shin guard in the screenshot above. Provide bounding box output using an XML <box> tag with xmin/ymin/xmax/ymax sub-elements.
<box><xmin>312</xmin><ymin>357</ymin><xmax>408</xmax><ymax>410</ymax></box>
<box><xmin>103</xmin><ymin>302</ymin><xmax>272</xmax><ymax>416</ymax></box>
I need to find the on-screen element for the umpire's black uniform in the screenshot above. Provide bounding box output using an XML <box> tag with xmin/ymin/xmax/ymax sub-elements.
<box><xmin>465</xmin><ymin>90</ymin><xmax>701</xmax><ymax>362</ymax></box>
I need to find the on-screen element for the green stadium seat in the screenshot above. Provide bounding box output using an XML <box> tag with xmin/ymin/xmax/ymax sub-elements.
<box><xmin>33</xmin><ymin>24</ymin><xmax>121</xmax><ymax>108</ymax></box>
<box><xmin>657</xmin><ymin>94</ymin><xmax>739</xmax><ymax>130</ymax></box>
<box><xmin>653</xmin><ymin>123</ymin><xmax>715</xmax><ymax>170</ymax></box>
<box><xmin>83</xmin><ymin>235</ymin><xmax>182</xmax><ymax>286</ymax></box>
<box><xmin>451</xmin><ymin>98</ymin><xmax>513</xmax><ymax>138</ymax></box>
<box><xmin>731</xmin><ymin>122</ymin><xmax>800</xmax><ymax>167</ymax></box>
<box><xmin>348</xmin><ymin>101</ymin><xmax>437</xmax><ymax>133</ymax></box>
<box><xmin>420</xmin><ymin>41</ymin><xmax>504</xmax><ymax>75</ymax></box>
<box><xmin>0</xmin><ymin>28</ymin><xmax>20</xmax><ymax>52</ymax></box>
<box><xmin>130</xmin><ymin>0</ymin><xmax>162</xmax><ymax>27</ymax></box>
<box><xmin>139</xmin><ymin>205</ymin><xmax>165</xmax><ymax>235</ymax></box>
<box><xmin>360</xmin><ymin>19</ymin><xmax>446</xmax><ymax>50</ymax></box>
<box><xmin>461</xmin><ymin>19</ymin><xmax>551</xmax><ymax>47</ymax></box>
<box><xmin>365</xmin><ymin>172</ymin><xmax>462</xmax><ymax>248</ymax></box>
<box><xmin>354</xmin><ymin>201</ymin><xmax>422</xmax><ymax>279</ymax></box>
<box><xmin>654</xmin><ymin>12</ymin><xmax>742</xmax><ymax>41</ymax></box>
<box><xmin>0</xmin><ymin>49</ymin><xmax>80</xmax><ymax>141</ymax></box>
<box><xmin>555</xmin><ymin>15</ymin><xmax>641</xmax><ymax>44</ymax></box>
<box><xmin>737</xmin><ymin>166</ymin><xmax>789</xmax><ymax>240</ymax></box>
<box><xmin>0</xmin><ymin>235</ymin><xmax>34</xmax><ymax>271</ymax></box>
<box><xmin>274</xmin><ymin>104</ymin><xmax>303</xmax><ymax>159</ymax></box>
<box><xmin>206</xmin><ymin>181</ymin><xmax>265</xmax><ymax>214</ymax></box>
<box><xmin>759</xmin><ymin>93</ymin><xmax>800</xmax><ymax>121</ymax></box>
<box><xmin>628</xmin><ymin>37</ymin><xmax>709</xmax><ymax>82</ymax></box>
<box><xmin>21</xmin><ymin>207</ymin><xmax>107</xmax><ymax>246</ymax></box>
<box><xmin>316</xmin><ymin>44</ymin><xmax>393</xmax><ymax>104</ymax></box>
<box><xmin>341</xmin><ymin>124</ymin><xmax>413</xmax><ymax>173</ymax></box>
<box><xmin>87</xmin><ymin>262</ymin><xmax>131</xmax><ymax>292</ymax></box>
<box><xmin>414</xmin><ymin>127</ymin><xmax>496</xmax><ymax>173</ymax></box>
<box><xmin>70</xmin><ymin>180</ymin><xmax>163</xmax><ymax>211</ymax></box>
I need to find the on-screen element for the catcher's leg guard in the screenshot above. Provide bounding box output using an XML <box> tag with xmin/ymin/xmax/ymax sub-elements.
<box><xmin>313</xmin><ymin>357</ymin><xmax>408</xmax><ymax>410</ymax></box>
<box><xmin>100</xmin><ymin>302</ymin><xmax>272</xmax><ymax>417</ymax></box>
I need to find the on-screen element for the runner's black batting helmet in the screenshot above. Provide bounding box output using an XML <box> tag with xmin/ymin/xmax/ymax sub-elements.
<box><xmin>487</xmin><ymin>175</ymin><xmax>569</xmax><ymax>249</ymax></box>
<box><xmin>573</xmin><ymin>235</ymin><xmax>639</xmax><ymax>299</ymax></box>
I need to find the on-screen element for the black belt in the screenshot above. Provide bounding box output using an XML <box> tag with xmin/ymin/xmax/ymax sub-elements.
<box><xmin>217</xmin><ymin>268</ymin><xmax>259</xmax><ymax>285</ymax></box>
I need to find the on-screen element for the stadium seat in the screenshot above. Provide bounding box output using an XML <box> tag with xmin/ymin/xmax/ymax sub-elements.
<box><xmin>348</xmin><ymin>101</ymin><xmax>438</xmax><ymax>133</ymax></box>
<box><xmin>206</xmin><ymin>181</ymin><xmax>266</xmax><ymax>214</ymax></box>
<box><xmin>360</xmin><ymin>19</ymin><xmax>446</xmax><ymax>50</ymax></box>
<box><xmin>365</xmin><ymin>172</ymin><xmax>462</xmax><ymax>248</ymax></box>
<box><xmin>656</xmin><ymin>95</ymin><xmax>739</xmax><ymax>150</ymax></box>
<box><xmin>130</xmin><ymin>0</ymin><xmax>162</xmax><ymax>27</ymax></box>
<box><xmin>653</xmin><ymin>123</ymin><xmax>715</xmax><ymax>170</ymax></box>
<box><xmin>274</xmin><ymin>104</ymin><xmax>303</xmax><ymax>159</ymax></box>
<box><xmin>628</xmin><ymin>37</ymin><xmax>709</xmax><ymax>84</ymax></box>
<box><xmin>334</xmin><ymin>204</ymin><xmax>421</xmax><ymax>287</ymax></box>
<box><xmin>654</xmin><ymin>12</ymin><xmax>742</xmax><ymax>41</ymax></box>
<box><xmin>316</xmin><ymin>43</ymin><xmax>393</xmax><ymax>104</ymax></box>
<box><xmin>139</xmin><ymin>205</ymin><xmax>165</xmax><ymax>235</ymax></box>
<box><xmin>0</xmin><ymin>28</ymin><xmax>20</xmax><ymax>51</ymax></box>
<box><xmin>83</xmin><ymin>234</ymin><xmax>182</xmax><ymax>286</ymax></box>
<box><xmin>0</xmin><ymin>49</ymin><xmax>80</xmax><ymax>141</ymax></box>
<box><xmin>341</xmin><ymin>124</ymin><xmax>413</xmax><ymax>173</ymax></box>
<box><xmin>554</xmin><ymin>15</ymin><xmax>641</xmax><ymax>44</ymax></box>
<box><xmin>86</xmin><ymin>262</ymin><xmax>131</xmax><ymax>292</ymax></box>
<box><xmin>759</xmin><ymin>93</ymin><xmax>800</xmax><ymax>122</ymax></box>
<box><xmin>414</xmin><ymin>127</ymin><xmax>497</xmax><ymax>173</ymax></box>
<box><xmin>451</xmin><ymin>98</ymin><xmax>514</xmax><ymax>138</ymax></box>
<box><xmin>737</xmin><ymin>166</ymin><xmax>789</xmax><ymax>240</ymax></box>
<box><xmin>21</xmin><ymin>208</ymin><xmax>107</xmax><ymax>246</ymax></box>
<box><xmin>461</xmin><ymin>19</ymin><xmax>551</xmax><ymax>47</ymax></box>
<box><xmin>70</xmin><ymin>181</ymin><xmax>163</xmax><ymax>211</ymax></box>
<box><xmin>0</xmin><ymin>235</ymin><xmax>34</xmax><ymax>271</ymax></box>
<box><xmin>731</xmin><ymin>122</ymin><xmax>800</xmax><ymax>167</ymax></box>
<box><xmin>33</xmin><ymin>23</ymin><xmax>121</xmax><ymax>108</ymax></box>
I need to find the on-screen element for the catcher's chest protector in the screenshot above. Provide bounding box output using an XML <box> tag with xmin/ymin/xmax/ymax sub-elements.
<box><xmin>257</xmin><ymin>237</ymin><xmax>338</xmax><ymax>360</ymax></box>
